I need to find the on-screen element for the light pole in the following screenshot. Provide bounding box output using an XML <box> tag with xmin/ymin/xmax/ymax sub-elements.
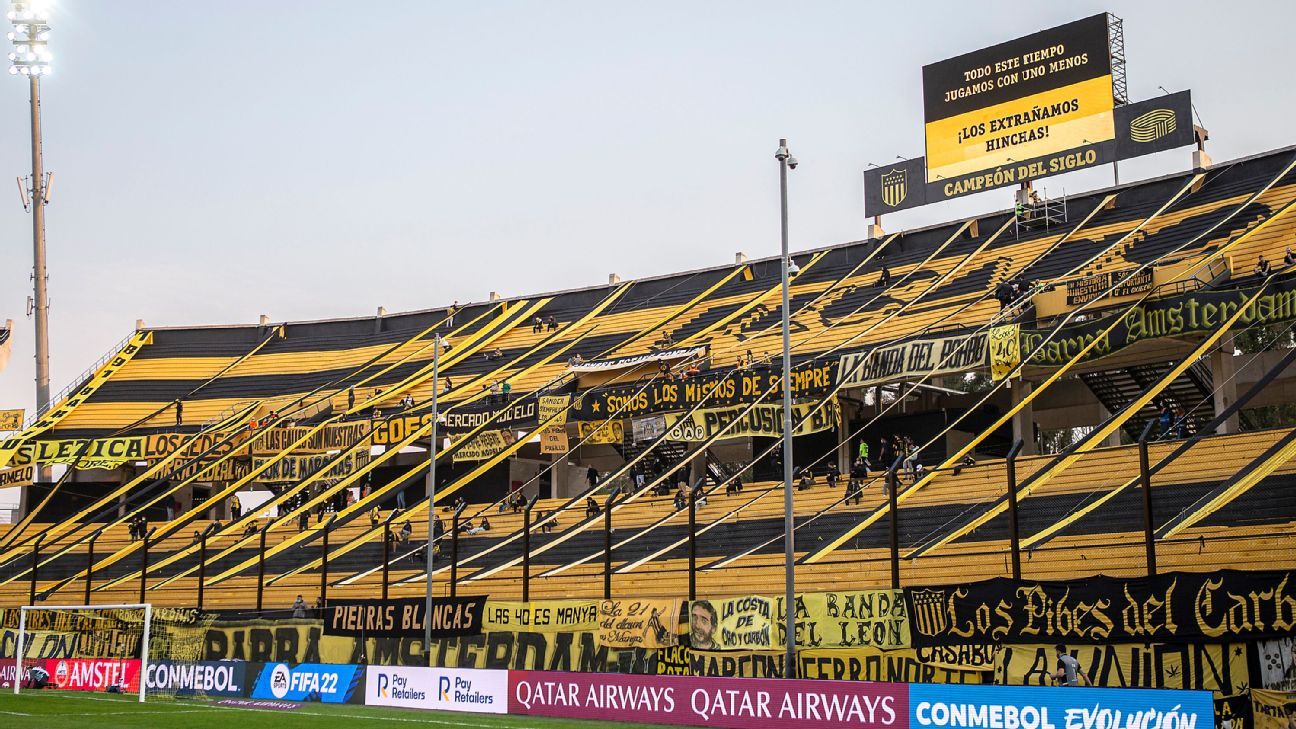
<box><xmin>7</xmin><ymin>1</ymin><xmax>53</xmax><ymax>419</ymax></box>
<box><xmin>423</xmin><ymin>334</ymin><xmax>442</xmax><ymax>658</ymax></box>
<box><xmin>774</xmin><ymin>138</ymin><xmax>798</xmax><ymax>678</ymax></box>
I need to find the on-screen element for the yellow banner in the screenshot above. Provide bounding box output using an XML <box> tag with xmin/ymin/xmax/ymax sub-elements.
<box><xmin>0</xmin><ymin>409</ymin><xmax>23</xmax><ymax>431</ymax></box>
<box><xmin>540</xmin><ymin>427</ymin><xmax>568</xmax><ymax>455</ymax></box>
<box><xmin>481</xmin><ymin>600</ymin><xmax>600</xmax><ymax>633</ymax></box>
<box><xmin>538</xmin><ymin>395</ymin><xmax>570</xmax><ymax>427</ymax></box>
<box><xmin>776</xmin><ymin>589</ymin><xmax>909</xmax><ymax>650</ymax></box>
<box><xmin>0</xmin><ymin>464</ymin><xmax>33</xmax><ymax>488</ymax></box>
<box><xmin>12</xmin><ymin>430</ymin><xmax>247</xmax><ymax>468</ymax></box>
<box><xmin>664</xmin><ymin>400</ymin><xmax>839</xmax><ymax>442</ymax></box>
<box><xmin>926</xmin><ymin>76</ymin><xmax>1115</xmax><ymax>182</ymax></box>
<box><xmin>575</xmin><ymin>420</ymin><xmax>624</xmax><ymax>445</ymax></box>
<box><xmin>252</xmin><ymin>447</ymin><xmax>372</xmax><ymax>482</ymax></box>
<box><xmin>690</xmin><ymin>649</ymin><xmax>785</xmax><ymax>678</ymax></box>
<box><xmin>452</xmin><ymin>430</ymin><xmax>516</xmax><ymax>463</ymax></box>
<box><xmin>690</xmin><ymin>596</ymin><xmax>775</xmax><ymax>651</ymax></box>
<box><xmin>994</xmin><ymin>642</ymin><xmax>1250</xmax><ymax>696</ymax></box>
<box><xmin>989</xmin><ymin>323</ymin><xmax>1022</xmax><ymax>380</ymax></box>
<box><xmin>252</xmin><ymin>422</ymin><xmax>369</xmax><ymax>455</ymax></box>
<box><xmin>800</xmin><ymin>646</ymin><xmax>990</xmax><ymax>683</ymax></box>
<box><xmin>598</xmin><ymin>599</ymin><xmax>683</xmax><ymax>649</ymax></box>
<box><xmin>1253</xmin><ymin>690</ymin><xmax>1296</xmax><ymax>729</ymax></box>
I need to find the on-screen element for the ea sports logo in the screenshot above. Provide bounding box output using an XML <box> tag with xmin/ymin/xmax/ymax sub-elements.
<box><xmin>268</xmin><ymin>664</ymin><xmax>291</xmax><ymax>699</ymax></box>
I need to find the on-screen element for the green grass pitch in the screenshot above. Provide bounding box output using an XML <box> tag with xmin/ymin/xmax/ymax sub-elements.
<box><xmin>0</xmin><ymin>690</ymin><xmax>675</xmax><ymax>728</ymax></box>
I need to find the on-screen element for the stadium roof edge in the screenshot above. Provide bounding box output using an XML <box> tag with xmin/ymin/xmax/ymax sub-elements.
<box><xmin>143</xmin><ymin>143</ymin><xmax>1296</xmax><ymax>335</ymax></box>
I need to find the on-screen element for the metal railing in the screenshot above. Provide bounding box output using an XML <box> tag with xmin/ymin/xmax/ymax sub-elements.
<box><xmin>18</xmin><ymin>329</ymin><xmax>140</xmax><ymax>431</ymax></box>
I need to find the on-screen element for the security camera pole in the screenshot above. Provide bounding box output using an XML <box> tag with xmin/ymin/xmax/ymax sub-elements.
<box><xmin>7</xmin><ymin>0</ymin><xmax>52</xmax><ymax>427</ymax></box>
<box><xmin>774</xmin><ymin>138</ymin><xmax>797</xmax><ymax>677</ymax></box>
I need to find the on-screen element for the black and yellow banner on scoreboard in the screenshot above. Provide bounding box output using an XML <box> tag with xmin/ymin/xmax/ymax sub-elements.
<box><xmin>663</xmin><ymin>400</ymin><xmax>839</xmax><ymax>442</ymax></box>
<box><xmin>921</xmin><ymin>13</ymin><xmax>1114</xmax><ymax>184</ymax></box>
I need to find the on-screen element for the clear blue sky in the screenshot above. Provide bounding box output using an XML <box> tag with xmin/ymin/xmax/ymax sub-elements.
<box><xmin>1</xmin><ymin>0</ymin><xmax>1291</xmax><ymax>415</ymax></box>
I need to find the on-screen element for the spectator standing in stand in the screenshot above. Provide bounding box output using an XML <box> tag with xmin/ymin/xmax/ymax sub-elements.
<box><xmin>502</xmin><ymin>381</ymin><xmax>512</xmax><ymax>402</ymax></box>
<box><xmin>1285</xmin><ymin>247</ymin><xmax>1296</xmax><ymax>267</ymax></box>
<box><xmin>826</xmin><ymin>462</ymin><xmax>840</xmax><ymax>488</ymax></box>
<box><xmin>292</xmin><ymin>595</ymin><xmax>308</xmax><ymax>618</ymax></box>
<box><xmin>586</xmin><ymin>466</ymin><xmax>599</xmax><ymax>491</ymax></box>
<box><xmin>175</xmin><ymin>400</ymin><xmax>183</xmax><ymax>427</ymax></box>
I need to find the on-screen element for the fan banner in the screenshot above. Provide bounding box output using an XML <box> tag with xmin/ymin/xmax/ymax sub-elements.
<box><xmin>0</xmin><ymin>330</ymin><xmax>152</xmax><ymax>471</ymax></box>
<box><xmin>598</xmin><ymin>599</ymin><xmax>683</xmax><ymax>649</ymax></box>
<box><xmin>570</xmin><ymin>360</ymin><xmax>838</xmax><ymax>421</ymax></box>
<box><xmin>689</xmin><ymin>597</ymin><xmax>776</xmax><ymax>651</ymax></box>
<box><xmin>481</xmin><ymin>600</ymin><xmax>600</xmax><ymax>634</ymax></box>
<box><xmin>994</xmin><ymin>642</ymin><xmax>1249</xmax><ymax>696</ymax></box>
<box><xmin>252</xmin><ymin>446</ymin><xmax>372</xmax><ymax>483</ymax></box>
<box><xmin>1253</xmin><ymin>689</ymin><xmax>1296</xmax><ymax>729</ymax></box>
<box><xmin>664</xmin><ymin>401</ymin><xmax>838</xmax><ymax>442</ymax></box>
<box><xmin>0</xmin><ymin>409</ymin><xmax>22</xmax><ymax>431</ymax></box>
<box><xmin>452</xmin><ymin>430</ymin><xmax>516</xmax><ymax>462</ymax></box>
<box><xmin>0</xmin><ymin>464</ymin><xmax>33</xmax><ymax>489</ymax></box>
<box><xmin>689</xmin><ymin>649</ymin><xmax>786</xmax><ymax>678</ymax></box>
<box><xmin>838</xmin><ymin>333</ymin><xmax>987</xmax><ymax>389</ymax></box>
<box><xmin>904</xmin><ymin>569</ymin><xmax>1296</xmax><ymax>647</ymax></box>
<box><xmin>798</xmin><ymin>646</ymin><xmax>991</xmax><ymax>684</ymax></box>
<box><xmin>775</xmin><ymin>590</ymin><xmax>910</xmax><ymax>650</ymax></box>
<box><xmin>568</xmin><ymin>346</ymin><xmax>708</xmax><ymax>373</ymax></box>
<box><xmin>323</xmin><ymin>597</ymin><xmax>487</xmax><ymax>639</ymax></box>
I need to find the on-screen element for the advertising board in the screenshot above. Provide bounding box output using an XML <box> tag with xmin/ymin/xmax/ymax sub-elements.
<box><xmin>509</xmin><ymin>669</ymin><xmax>906</xmax><ymax>728</ymax></box>
<box><xmin>909</xmin><ymin>683</ymin><xmax>1214</xmax><ymax>729</ymax></box>
<box><xmin>145</xmin><ymin>659</ymin><xmax>246</xmax><ymax>697</ymax></box>
<box><xmin>364</xmin><ymin>666</ymin><xmax>507</xmax><ymax>714</ymax></box>
<box><xmin>249</xmin><ymin>662</ymin><xmax>362</xmax><ymax>704</ymax></box>
<box><xmin>41</xmin><ymin>657</ymin><xmax>141</xmax><ymax>692</ymax></box>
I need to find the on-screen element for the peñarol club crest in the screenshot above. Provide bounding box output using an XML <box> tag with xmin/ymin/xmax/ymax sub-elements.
<box><xmin>881</xmin><ymin>168</ymin><xmax>908</xmax><ymax>207</ymax></box>
<box><xmin>907</xmin><ymin>588</ymin><xmax>950</xmax><ymax>637</ymax></box>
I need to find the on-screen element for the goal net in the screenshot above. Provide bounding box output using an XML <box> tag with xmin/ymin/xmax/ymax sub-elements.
<box><xmin>9</xmin><ymin>603</ymin><xmax>217</xmax><ymax>702</ymax></box>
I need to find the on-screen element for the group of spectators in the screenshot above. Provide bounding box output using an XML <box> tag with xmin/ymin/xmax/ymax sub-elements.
<box><xmin>994</xmin><ymin>275</ymin><xmax>1033</xmax><ymax>310</ymax></box>
<box><xmin>126</xmin><ymin>514</ymin><xmax>149</xmax><ymax>541</ymax></box>
<box><xmin>1157</xmin><ymin>401</ymin><xmax>1195</xmax><ymax>440</ymax></box>
<box><xmin>532</xmin><ymin>315</ymin><xmax>559</xmax><ymax>334</ymax></box>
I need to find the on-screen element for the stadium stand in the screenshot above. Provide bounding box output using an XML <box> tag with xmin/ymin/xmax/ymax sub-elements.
<box><xmin>1</xmin><ymin>145</ymin><xmax>1295</xmax><ymax>614</ymax></box>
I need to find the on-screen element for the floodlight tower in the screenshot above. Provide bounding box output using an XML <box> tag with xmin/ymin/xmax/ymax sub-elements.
<box><xmin>7</xmin><ymin>0</ymin><xmax>52</xmax><ymax>418</ymax></box>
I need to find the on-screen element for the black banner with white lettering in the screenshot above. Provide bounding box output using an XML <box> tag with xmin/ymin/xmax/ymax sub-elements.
<box><xmin>323</xmin><ymin>597</ymin><xmax>487</xmax><ymax>639</ymax></box>
<box><xmin>905</xmin><ymin>569</ymin><xmax>1296</xmax><ymax>647</ymax></box>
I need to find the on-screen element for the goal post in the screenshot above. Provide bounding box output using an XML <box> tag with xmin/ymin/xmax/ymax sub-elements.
<box><xmin>14</xmin><ymin>603</ymin><xmax>152</xmax><ymax>702</ymax></box>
